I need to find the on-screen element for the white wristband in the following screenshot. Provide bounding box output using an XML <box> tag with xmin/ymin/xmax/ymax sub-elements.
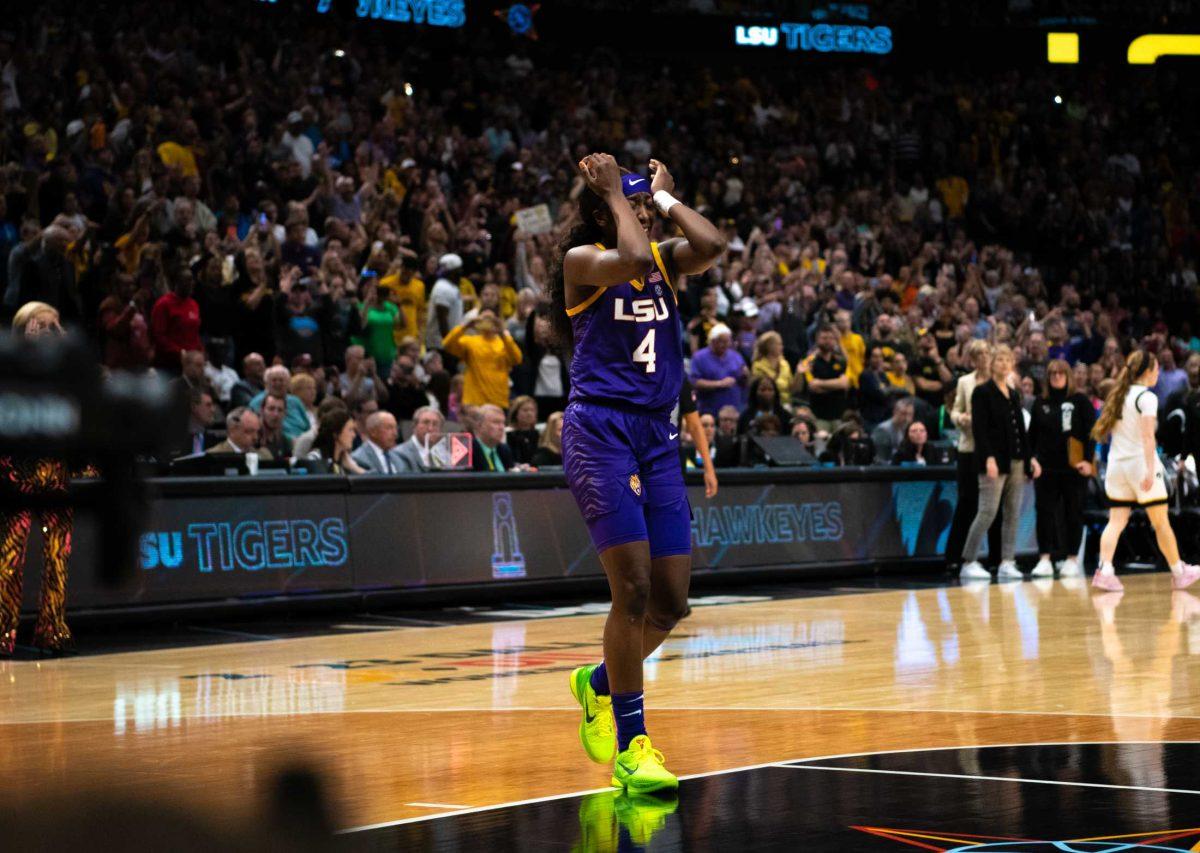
<box><xmin>653</xmin><ymin>190</ymin><xmax>680</xmax><ymax>216</ymax></box>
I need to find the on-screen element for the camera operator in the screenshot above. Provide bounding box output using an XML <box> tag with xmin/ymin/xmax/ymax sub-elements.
<box><xmin>1</xmin><ymin>303</ymin><xmax>81</xmax><ymax>656</ymax></box>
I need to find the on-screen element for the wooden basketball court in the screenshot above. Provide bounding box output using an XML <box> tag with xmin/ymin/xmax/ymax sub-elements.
<box><xmin>4</xmin><ymin>573</ymin><xmax>1200</xmax><ymax>848</ymax></box>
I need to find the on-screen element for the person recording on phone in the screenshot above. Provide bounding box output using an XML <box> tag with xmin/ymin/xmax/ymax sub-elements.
<box><xmin>441</xmin><ymin>309</ymin><xmax>524</xmax><ymax>409</ymax></box>
<box><xmin>1027</xmin><ymin>359</ymin><xmax>1095</xmax><ymax>578</ymax></box>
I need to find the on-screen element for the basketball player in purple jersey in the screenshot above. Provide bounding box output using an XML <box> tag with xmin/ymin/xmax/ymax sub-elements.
<box><xmin>549</xmin><ymin>153</ymin><xmax>725</xmax><ymax>793</ymax></box>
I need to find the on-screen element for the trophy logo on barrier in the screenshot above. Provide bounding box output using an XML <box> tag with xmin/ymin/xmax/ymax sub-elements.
<box><xmin>428</xmin><ymin>433</ymin><xmax>474</xmax><ymax>470</ymax></box>
<box><xmin>491</xmin><ymin>492</ymin><xmax>526</xmax><ymax>579</ymax></box>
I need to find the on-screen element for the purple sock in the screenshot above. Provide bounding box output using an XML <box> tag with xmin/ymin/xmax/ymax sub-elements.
<box><xmin>611</xmin><ymin>691</ymin><xmax>646</xmax><ymax>751</ymax></box>
<box><xmin>589</xmin><ymin>662</ymin><xmax>610</xmax><ymax>696</ymax></box>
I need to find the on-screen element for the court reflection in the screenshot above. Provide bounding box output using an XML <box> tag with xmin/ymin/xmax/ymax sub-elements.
<box><xmin>573</xmin><ymin>790</ymin><xmax>680</xmax><ymax>852</ymax></box>
<box><xmin>184</xmin><ymin>666</ymin><xmax>347</xmax><ymax>721</ymax></box>
<box><xmin>1087</xmin><ymin>589</ymin><xmax>1200</xmax><ymax>819</ymax></box>
<box><xmin>113</xmin><ymin>678</ymin><xmax>181</xmax><ymax>734</ymax></box>
<box><xmin>663</xmin><ymin>618</ymin><xmax>848</xmax><ymax>684</ymax></box>
<box><xmin>879</xmin><ymin>577</ymin><xmax>1200</xmax><ymax>720</ymax></box>
<box><xmin>109</xmin><ymin>666</ymin><xmax>347</xmax><ymax>732</ymax></box>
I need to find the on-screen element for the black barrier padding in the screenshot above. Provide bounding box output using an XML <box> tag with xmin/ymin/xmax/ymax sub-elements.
<box><xmin>19</xmin><ymin>467</ymin><xmax>1033</xmax><ymax>614</ymax></box>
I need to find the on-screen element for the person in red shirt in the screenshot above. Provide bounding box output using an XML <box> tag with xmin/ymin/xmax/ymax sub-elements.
<box><xmin>97</xmin><ymin>272</ymin><xmax>155</xmax><ymax>371</ymax></box>
<box><xmin>150</xmin><ymin>269</ymin><xmax>202</xmax><ymax>372</ymax></box>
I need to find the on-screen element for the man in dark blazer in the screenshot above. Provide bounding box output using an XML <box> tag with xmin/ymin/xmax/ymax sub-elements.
<box><xmin>471</xmin><ymin>404</ymin><xmax>516</xmax><ymax>472</ymax></box>
<box><xmin>172</xmin><ymin>385</ymin><xmax>218</xmax><ymax>458</ymax></box>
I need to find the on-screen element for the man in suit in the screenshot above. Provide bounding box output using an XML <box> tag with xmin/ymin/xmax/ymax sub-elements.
<box><xmin>207</xmin><ymin>407</ymin><xmax>274</xmax><ymax>459</ymax></box>
<box><xmin>871</xmin><ymin>398</ymin><xmax>914</xmax><ymax>464</ymax></box>
<box><xmin>173</xmin><ymin>386</ymin><xmax>216</xmax><ymax>458</ymax></box>
<box><xmin>395</xmin><ymin>406</ymin><xmax>444</xmax><ymax>473</ymax></box>
<box><xmin>169</xmin><ymin>349</ymin><xmax>221</xmax><ymax>413</ymax></box>
<box><xmin>714</xmin><ymin>405</ymin><xmax>742</xmax><ymax>468</ymax></box>
<box><xmin>350</xmin><ymin>411</ymin><xmax>405</xmax><ymax>474</ymax></box>
<box><xmin>230</xmin><ymin>352</ymin><xmax>266</xmax><ymax>408</ymax></box>
<box><xmin>471</xmin><ymin>404</ymin><xmax>515</xmax><ymax>472</ymax></box>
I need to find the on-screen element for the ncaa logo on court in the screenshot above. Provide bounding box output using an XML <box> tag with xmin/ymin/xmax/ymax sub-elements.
<box><xmin>629</xmin><ymin>474</ymin><xmax>643</xmax><ymax>497</ymax></box>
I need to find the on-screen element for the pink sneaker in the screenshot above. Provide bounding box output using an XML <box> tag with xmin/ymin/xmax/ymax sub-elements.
<box><xmin>1172</xmin><ymin>564</ymin><xmax>1200</xmax><ymax>591</ymax></box>
<box><xmin>1092</xmin><ymin>571</ymin><xmax>1124</xmax><ymax>592</ymax></box>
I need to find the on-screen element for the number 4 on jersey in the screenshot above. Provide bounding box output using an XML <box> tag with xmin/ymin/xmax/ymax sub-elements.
<box><xmin>633</xmin><ymin>328</ymin><xmax>656</xmax><ymax>373</ymax></box>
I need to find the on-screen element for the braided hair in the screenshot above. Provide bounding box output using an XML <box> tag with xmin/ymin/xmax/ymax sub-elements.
<box><xmin>545</xmin><ymin>187</ymin><xmax>611</xmax><ymax>352</ymax></box>
<box><xmin>1092</xmin><ymin>349</ymin><xmax>1157</xmax><ymax>441</ymax></box>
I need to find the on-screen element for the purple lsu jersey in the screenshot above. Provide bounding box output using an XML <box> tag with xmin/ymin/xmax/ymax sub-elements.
<box><xmin>567</xmin><ymin>241</ymin><xmax>683</xmax><ymax>413</ymax></box>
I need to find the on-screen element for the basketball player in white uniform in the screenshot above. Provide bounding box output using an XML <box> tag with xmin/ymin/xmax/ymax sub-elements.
<box><xmin>1090</xmin><ymin>350</ymin><xmax>1199</xmax><ymax>592</ymax></box>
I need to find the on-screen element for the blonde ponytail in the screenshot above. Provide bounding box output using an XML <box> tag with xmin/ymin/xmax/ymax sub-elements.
<box><xmin>1091</xmin><ymin>350</ymin><xmax>1156</xmax><ymax>441</ymax></box>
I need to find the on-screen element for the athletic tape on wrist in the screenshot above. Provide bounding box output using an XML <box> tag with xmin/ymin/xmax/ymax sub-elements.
<box><xmin>653</xmin><ymin>190</ymin><xmax>680</xmax><ymax>216</ymax></box>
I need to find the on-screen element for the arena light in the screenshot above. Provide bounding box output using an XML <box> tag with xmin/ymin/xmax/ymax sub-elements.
<box><xmin>1046</xmin><ymin>31</ymin><xmax>1200</xmax><ymax>64</ymax></box>
<box><xmin>1046</xmin><ymin>32</ymin><xmax>1079</xmax><ymax>64</ymax></box>
<box><xmin>1127</xmin><ymin>34</ymin><xmax>1200</xmax><ymax>64</ymax></box>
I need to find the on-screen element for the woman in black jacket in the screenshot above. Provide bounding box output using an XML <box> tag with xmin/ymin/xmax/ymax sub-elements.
<box><xmin>1028</xmin><ymin>359</ymin><xmax>1096</xmax><ymax>578</ymax></box>
<box><xmin>738</xmin><ymin>375</ymin><xmax>790</xmax><ymax>435</ymax></box>
<box><xmin>892</xmin><ymin>420</ymin><xmax>929</xmax><ymax>465</ymax></box>
<box><xmin>859</xmin><ymin>345</ymin><xmax>899</xmax><ymax>427</ymax></box>
<box><xmin>512</xmin><ymin>308</ymin><xmax>570</xmax><ymax>421</ymax></box>
<box><xmin>506</xmin><ymin>395</ymin><xmax>540</xmax><ymax>465</ymax></box>
<box><xmin>960</xmin><ymin>345</ymin><xmax>1042</xmax><ymax>580</ymax></box>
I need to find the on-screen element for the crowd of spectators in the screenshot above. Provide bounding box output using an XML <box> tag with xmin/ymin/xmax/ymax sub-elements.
<box><xmin>3</xmin><ymin>2</ymin><xmax>1199</xmax><ymax>475</ymax></box>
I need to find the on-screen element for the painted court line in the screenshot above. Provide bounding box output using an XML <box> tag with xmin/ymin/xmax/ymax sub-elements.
<box><xmin>339</xmin><ymin>786</ymin><xmax>615</xmax><ymax>833</ymax></box>
<box><xmin>187</xmin><ymin>626</ymin><xmax>281</xmax><ymax>641</ymax></box>
<box><xmin>777</xmin><ymin>763</ymin><xmax>1200</xmax><ymax>797</ymax></box>
<box><xmin>337</xmin><ymin>740</ymin><xmax>1200</xmax><ymax>834</ymax></box>
<box><xmin>8</xmin><ymin>705</ymin><xmax>1200</xmax><ymax>726</ymax></box>
<box><xmin>360</xmin><ymin>614</ymin><xmax>451</xmax><ymax>627</ymax></box>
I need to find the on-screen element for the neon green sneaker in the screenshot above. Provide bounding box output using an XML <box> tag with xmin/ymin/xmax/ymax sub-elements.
<box><xmin>610</xmin><ymin>735</ymin><xmax>678</xmax><ymax>795</ymax></box>
<box><xmin>569</xmin><ymin>665</ymin><xmax>616</xmax><ymax>763</ymax></box>
<box><xmin>613</xmin><ymin>791</ymin><xmax>679</xmax><ymax>845</ymax></box>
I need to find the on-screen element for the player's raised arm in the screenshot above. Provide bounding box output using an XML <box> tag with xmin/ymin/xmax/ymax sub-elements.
<box><xmin>648</xmin><ymin>159</ymin><xmax>727</xmax><ymax>275</ymax></box>
<box><xmin>564</xmin><ymin>153</ymin><xmax>654</xmax><ymax>289</ymax></box>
